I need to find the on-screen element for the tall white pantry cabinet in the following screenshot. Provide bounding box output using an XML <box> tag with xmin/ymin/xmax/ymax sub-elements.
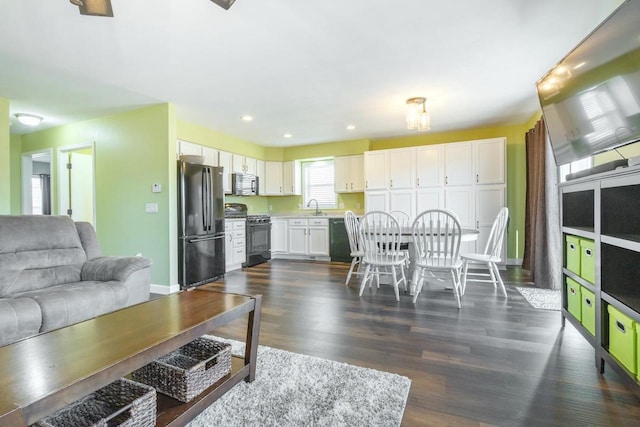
<box><xmin>364</xmin><ymin>137</ymin><xmax>507</xmax><ymax>255</ymax></box>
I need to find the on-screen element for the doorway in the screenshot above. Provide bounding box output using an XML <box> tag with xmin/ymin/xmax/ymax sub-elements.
<box><xmin>21</xmin><ymin>149</ymin><xmax>53</xmax><ymax>215</ymax></box>
<box><xmin>57</xmin><ymin>144</ymin><xmax>96</xmax><ymax>225</ymax></box>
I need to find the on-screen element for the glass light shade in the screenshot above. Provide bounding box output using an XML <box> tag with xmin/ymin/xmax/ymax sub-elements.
<box><xmin>417</xmin><ymin>109</ymin><xmax>430</xmax><ymax>132</ymax></box>
<box><xmin>406</xmin><ymin>103</ymin><xmax>420</xmax><ymax>129</ymax></box>
<box><xmin>15</xmin><ymin>113</ymin><xmax>43</xmax><ymax>126</ymax></box>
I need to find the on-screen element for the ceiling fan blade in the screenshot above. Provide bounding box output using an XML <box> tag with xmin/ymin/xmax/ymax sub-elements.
<box><xmin>75</xmin><ymin>0</ymin><xmax>114</xmax><ymax>17</ymax></box>
<box><xmin>210</xmin><ymin>0</ymin><xmax>236</xmax><ymax>10</ymax></box>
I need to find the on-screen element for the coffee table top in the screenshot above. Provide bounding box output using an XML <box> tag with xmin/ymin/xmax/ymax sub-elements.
<box><xmin>0</xmin><ymin>289</ymin><xmax>258</xmax><ymax>425</ymax></box>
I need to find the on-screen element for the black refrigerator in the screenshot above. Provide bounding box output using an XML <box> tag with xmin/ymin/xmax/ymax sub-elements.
<box><xmin>178</xmin><ymin>159</ymin><xmax>225</xmax><ymax>289</ymax></box>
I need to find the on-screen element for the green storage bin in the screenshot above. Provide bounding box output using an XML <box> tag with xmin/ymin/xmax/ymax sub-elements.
<box><xmin>580</xmin><ymin>238</ymin><xmax>595</xmax><ymax>284</ymax></box>
<box><xmin>566</xmin><ymin>277</ymin><xmax>581</xmax><ymax>321</ymax></box>
<box><xmin>565</xmin><ymin>235</ymin><xmax>581</xmax><ymax>275</ymax></box>
<box><xmin>608</xmin><ymin>305</ymin><xmax>637</xmax><ymax>375</ymax></box>
<box><xmin>581</xmin><ymin>287</ymin><xmax>595</xmax><ymax>336</ymax></box>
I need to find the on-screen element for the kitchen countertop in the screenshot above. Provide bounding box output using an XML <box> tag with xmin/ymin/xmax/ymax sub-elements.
<box><xmin>269</xmin><ymin>212</ymin><xmax>363</xmax><ymax>219</ymax></box>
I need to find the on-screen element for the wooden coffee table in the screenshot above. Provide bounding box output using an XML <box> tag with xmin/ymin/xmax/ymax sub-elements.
<box><xmin>0</xmin><ymin>288</ymin><xmax>262</xmax><ymax>427</ymax></box>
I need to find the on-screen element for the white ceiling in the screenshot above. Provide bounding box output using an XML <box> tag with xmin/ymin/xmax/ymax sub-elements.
<box><xmin>0</xmin><ymin>0</ymin><xmax>624</xmax><ymax>146</ymax></box>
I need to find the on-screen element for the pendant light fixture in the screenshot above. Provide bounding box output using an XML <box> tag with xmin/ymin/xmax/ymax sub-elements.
<box><xmin>406</xmin><ymin>97</ymin><xmax>430</xmax><ymax>132</ymax></box>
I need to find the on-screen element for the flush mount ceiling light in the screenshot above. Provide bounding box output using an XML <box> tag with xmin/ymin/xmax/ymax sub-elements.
<box><xmin>210</xmin><ymin>0</ymin><xmax>236</xmax><ymax>10</ymax></box>
<box><xmin>283</xmin><ymin>133</ymin><xmax>292</xmax><ymax>138</ymax></box>
<box><xmin>15</xmin><ymin>113</ymin><xmax>43</xmax><ymax>127</ymax></box>
<box><xmin>70</xmin><ymin>0</ymin><xmax>114</xmax><ymax>17</ymax></box>
<box><xmin>406</xmin><ymin>97</ymin><xmax>430</xmax><ymax>132</ymax></box>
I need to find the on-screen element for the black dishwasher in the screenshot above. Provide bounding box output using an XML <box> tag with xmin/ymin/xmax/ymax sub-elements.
<box><xmin>329</xmin><ymin>218</ymin><xmax>352</xmax><ymax>262</ymax></box>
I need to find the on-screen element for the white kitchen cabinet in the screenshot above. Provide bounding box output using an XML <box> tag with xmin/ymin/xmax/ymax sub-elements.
<box><xmin>177</xmin><ymin>140</ymin><xmax>202</xmax><ymax>158</ymax></box>
<box><xmin>334</xmin><ymin>155</ymin><xmax>364</xmax><ymax>193</ymax></box>
<box><xmin>283</xmin><ymin>160</ymin><xmax>301</xmax><ymax>195</ymax></box>
<box><xmin>475</xmin><ymin>137</ymin><xmax>506</xmax><ymax>184</ymax></box>
<box><xmin>476</xmin><ymin>185</ymin><xmax>507</xmax><ymax>260</ymax></box>
<box><xmin>416</xmin><ymin>187</ymin><xmax>444</xmax><ymax>212</ymax></box>
<box><xmin>202</xmin><ymin>147</ymin><xmax>219</xmax><ymax>166</ymax></box>
<box><xmin>364</xmin><ymin>151</ymin><xmax>388</xmax><ymax>190</ymax></box>
<box><xmin>232</xmin><ymin>154</ymin><xmax>258</xmax><ymax>175</ymax></box>
<box><xmin>388</xmin><ymin>148</ymin><xmax>415</xmax><ymax>190</ymax></box>
<box><xmin>444</xmin><ymin>141</ymin><xmax>473</xmax><ymax>186</ymax></box>
<box><xmin>389</xmin><ymin>189</ymin><xmax>415</xmax><ymax>219</ymax></box>
<box><xmin>308</xmin><ymin>218</ymin><xmax>330</xmax><ymax>256</ymax></box>
<box><xmin>264</xmin><ymin>161</ymin><xmax>283</xmax><ymax>195</ymax></box>
<box><xmin>416</xmin><ymin>145</ymin><xmax>443</xmax><ymax>188</ymax></box>
<box><xmin>271</xmin><ymin>218</ymin><xmax>288</xmax><ymax>253</ymax></box>
<box><xmin>365</xmin><ymin>190</ymin><xmax>388</xmax><ymax>212</ymax></box>
<box><xmin>287</xmin><ymin>218</ymin><xmax>329</xmax><ymax>256</ymax></box>
<box><xmin>225</xmin><ymin>219</ymin><xmax>246</xmax><ymax>271</ymax></box>
<box><xmin>445</xmin><ymin>186</ymin><xmax>476</xmax><ymax>254</ymax></box>
<box><xmin>218</xmin><ymin>151</ymin><xmax>233</xmax><ymax>194</ymax></box>
<box><xmin>256</xmin><ymin>160</ymin><xmax>266</xmax><ymax>196</ymax></box>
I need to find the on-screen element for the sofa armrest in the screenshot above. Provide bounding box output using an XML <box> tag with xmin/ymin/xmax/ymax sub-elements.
<box><xmin>81</xmin><ymin>256</ymin><xmax>152</xmax><ymax>282</ymax></box>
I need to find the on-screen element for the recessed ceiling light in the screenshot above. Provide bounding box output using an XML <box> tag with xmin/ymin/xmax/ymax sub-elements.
<box><xmin>346</xmin><ymin>125</ymin><xmax>356</xmax><ymax>130</ymax></box>
<box><xmin>283</xmin><ymin>133</ymin><xmax>292</xmax><ymax>138</ymax></box>
<box><xmin>15</xmin><ymin>113</ymin><xmax>43</xmax><ymax>126</ymax></box>
<box><xmin>241</xmin><ymin>115</ymin><xmax>253</xmax><ymax>122</ymax></box>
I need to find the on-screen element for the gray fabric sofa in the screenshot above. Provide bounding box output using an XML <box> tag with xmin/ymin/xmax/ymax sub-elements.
<box><xmin>0</xmin><ymin>215</ymin><xmax>152</xmax><ymax>346</ymax></box>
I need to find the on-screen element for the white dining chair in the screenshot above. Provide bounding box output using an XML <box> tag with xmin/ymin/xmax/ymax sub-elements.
<box><xmin>358</xmin><ymin>211</ymin><xmax>408</xmax><ymax>301</ymax></box>
<box><xmin>390</xmin><ymin>210</ymin><xmax>411</xmax><ymax>265</ymax></box>
<box><xmin>344</xmin><ymin>210</ymin><xmax>364</xmax><ymax>285</ymax></box>
<box><xmin>460</xmin><ymin>207</ymin><xmax>509</xmax><ymax>298</ymax></box>
<box><xmin>411</xmin><ymin>209</ymin><xmax>464</xmax><ymax>308</ymax></box>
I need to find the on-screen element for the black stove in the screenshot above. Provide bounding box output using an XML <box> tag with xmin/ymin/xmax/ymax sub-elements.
<box><xmin>224</xmin><ymin>203</ymin><xmax>271</xmax><ymax>267</ymax></box>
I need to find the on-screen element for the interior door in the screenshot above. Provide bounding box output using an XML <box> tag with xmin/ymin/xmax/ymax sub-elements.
<box><xmin>58</xmin><ymin>147</ymin><xmax>95</xmax><ymax>224</ymax></box>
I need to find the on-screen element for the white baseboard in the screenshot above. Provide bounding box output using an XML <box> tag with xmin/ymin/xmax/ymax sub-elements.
<box><xmin>507</xmin><ymin>258</ymin><xmax>523</xmax><ymax>266</ymax></box>
<box><xmin>150</xmin><ymin>283</ymin><xmax>180</xmax><ymax>295</ymax></box>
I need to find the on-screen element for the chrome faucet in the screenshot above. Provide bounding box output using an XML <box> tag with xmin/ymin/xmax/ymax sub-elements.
<box><xmin>307</xmin><ymin>198</ymin><xmax>321</xmax><ymax>216</ymax></box>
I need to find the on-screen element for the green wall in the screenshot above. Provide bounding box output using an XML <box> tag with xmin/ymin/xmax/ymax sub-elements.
<box><xmin>0</xmin><ymin>97</ymin><xmax>10</xmax><ymax>214</ymax></box>
<box><xmin>10</xmin><ymin>134</ymin><xmax>22</xmax><ymax>214</ymax></box>
<box><xmin>20</xmin><ymin>104</ymin><xmax>175</xmax><ymax>287</ymax></box>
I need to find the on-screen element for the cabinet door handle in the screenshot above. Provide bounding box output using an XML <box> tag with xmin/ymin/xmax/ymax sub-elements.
<box><xmin>351</xmin><ymin>182</ymin><xmax>353</xmax><ymax>190</ymax></box>
<box><xmin>477</xmin><ymin>220</ymin><xmax>479</xmax><ymax>229</ymax></box>
<box><xmin>346</xmin><ymin>183</ymin><xmax>349</xmax><ymax>190</ymax></box>
<box><xmin>417</xmin><ymin>177</ymin><xmax>420</xmax><ymax>187</ymax></box>
<box><xmin>476</xmin><ymin>174</ymin><xmax>479</xmax><ymax>183</ymax></box>
<box><xmin>366</xmin><ymin>181</ymin><xmax>368</xmax><ymax>189</ymax></box>
<box><xmin>445</xmin><ymin>176</ymin><xmax>448</xmax><ymax>185</ymax></box>
<box><xmin>390</xmin><ymin>179</ymin><xmax>393</xmax><ymax>188</ymax></box>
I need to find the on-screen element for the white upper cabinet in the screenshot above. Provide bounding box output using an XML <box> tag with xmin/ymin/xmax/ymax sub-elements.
<box><xmin>334</xmin><ymin>155</ymin><xmax>364</xmax><ymax>193</ymax></box>
<box><xmin>388</xmin><ymin>148</ymin><xmax>415</xmax><ymax>189</ymax></box>
<box><xmin>416</xmin><ymin>145</ymin><xmax>443</xmax><ymax>188</ymax></box>
<box><xmin>475</xmin><ymin>137</ymin><xmax>506</xmax><ymax>184</ymax></box>
<box><xmin>364</xmin><ymin>151</ymin><xmax>388</xmax><ymax>190</ymax></box>
<box><xmin>264</xmin><ymin>161</ymin><xmax>284</xmax><ymax>195</ymax></box>
<box><xmin>256</xmin><ymin>160</ymin><xmax>266</xmax><ymax>195</ymax></box>
<box><xmin>283</xmin><ymin>160</ymin><xmax>301</xmax><ymax>195</ymax></box>
<box><xmin>232</xmin><ymin>154</ymin><xmax>258</xmax><ymax>175</ymax></box>
<box><xmin>218</xmin><ymin>151</ymin><xmax>233</xmax><ymax>194</ymax></box>
<box><xmin>232</xmin><ymin>154</ymin><xmax>245</xmax><ymax>173</ymax></box>
<box><xmin>202</xmin><ymin>147</ymin><xmax>219</xmax><ymax>166</ymax></box>
<box><xmin>177</xmin><ymin>140</ymin><xmax>202</xmax><ymax>158</ymax></box>
<box><xmin>444</xmin><ymin>141</ymin><xmax>474</xmax><ymax>186</ymax></box>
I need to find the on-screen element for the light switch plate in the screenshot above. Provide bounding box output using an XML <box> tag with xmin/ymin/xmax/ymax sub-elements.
<box><xmin>146</xmin><ymin>203</ymin><xmax>158</xmax><ymax>213</ymax></box>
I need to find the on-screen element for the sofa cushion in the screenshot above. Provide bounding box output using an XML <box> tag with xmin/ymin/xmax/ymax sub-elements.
<box><xmin>0</xmin><ymin>298</ymin><xmax>42</xmax><ymax>347</ymax></box>
<box><xmin>15</xmin><ymin>281</ymin><xmax>129</xmax><ymax>332</ymax></box>
<box><xmin>75</xmin><ymin>221</ymin><xmax>102</xmax><ymax>260</ymax></box>
<box><xmin>0</xmin><ymin>216</ymin><xmax>87</xmax><ymax>296</ymax></box>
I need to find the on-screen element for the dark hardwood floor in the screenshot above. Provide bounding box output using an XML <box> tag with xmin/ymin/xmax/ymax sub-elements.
<box><xmin>199</xmin><ymin>260</ymin><xmax>640</xmax><ymax>426</ymax></box>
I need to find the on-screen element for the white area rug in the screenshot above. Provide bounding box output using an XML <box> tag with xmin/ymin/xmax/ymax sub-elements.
<box><xmin>188</xmin><ymin>337</ymin><xmax>411</xmax><ymax>427</ymax></box>
<box><xmin>516</xmin><ymin>287</ymin><xmax>561</xmax><ymax>311</ymax></box>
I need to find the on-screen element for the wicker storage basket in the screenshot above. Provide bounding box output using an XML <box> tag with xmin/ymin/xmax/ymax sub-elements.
<box><xmin>32</xmin><ymin>378</ymin><xmax>156</xmax><ymax>427</ymax></box>
<box><xmin>131</xmin><ymin>337</ymin><xmax>232</xmax><ymax>402</ymax></box>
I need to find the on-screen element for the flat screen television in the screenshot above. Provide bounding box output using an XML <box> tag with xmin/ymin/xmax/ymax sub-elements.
<box><xmin>536</xmin><ymin>0</ymin><xmax>640</xmax><ymax>166</ymax></box>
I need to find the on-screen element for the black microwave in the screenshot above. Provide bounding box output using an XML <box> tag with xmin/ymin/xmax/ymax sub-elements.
<box><xmin>231</xmin><ymin>173</ymin><xmax>259</xmax><ymax>196</ymax></box>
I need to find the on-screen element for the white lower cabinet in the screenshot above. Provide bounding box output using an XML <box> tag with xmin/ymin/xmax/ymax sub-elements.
<box><xmin>272</xmin><ymin>217</ymin><xmax>330</xmax><ymax>260</ymax></box>
<box><xmin>271</xmin><ymin>218</ymin><xmax>288</xmax><ymax>254</ymax></box>
<box><xmin>389</xmin><ymin>189</ymin><xmax>415</xmax><ymax>218</ymax></box>
<box><xmin>365</xmin><ymin>190</ymin><xmax>388</xmax><ymax>212</ymax></box>
<box><xmin>225</xmin><ymin>219</ymin><xmax>246</xmax><ymax>271</ymax></box>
